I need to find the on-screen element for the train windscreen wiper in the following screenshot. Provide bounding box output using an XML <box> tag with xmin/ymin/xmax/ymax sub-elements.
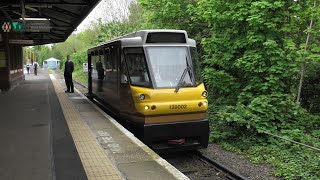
<box><xmin>175</xmin><ymin>67</ymin><xmax>188</xmax><ymax>93</ymax></box>
<box><xmin>175</xmin><ymin>56</ymin><xmax>192</xmax><ymax>93</ymax></box>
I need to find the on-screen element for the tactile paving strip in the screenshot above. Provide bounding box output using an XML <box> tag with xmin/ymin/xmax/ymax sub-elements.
<box><xmin>49</xmin><ymin>74</ymin><xmax>122</xmax><ymax>180</ymax></box>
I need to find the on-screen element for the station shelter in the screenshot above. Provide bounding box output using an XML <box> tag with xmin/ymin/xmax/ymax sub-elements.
<box><xmin>0</xmin><ymin>0</ymin><xmax>100</xmax><ymax>90</ymax></box>
<box><xmin>43</xmin><ymin>57</ymin><xmax>60</xmax><ymax>69</ymax></box>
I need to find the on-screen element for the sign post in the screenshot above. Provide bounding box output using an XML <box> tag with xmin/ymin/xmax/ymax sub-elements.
<box><xmin>83</xmin><ymin>63</ymin><xmax>88</xmax><ymax>72</ymax></box>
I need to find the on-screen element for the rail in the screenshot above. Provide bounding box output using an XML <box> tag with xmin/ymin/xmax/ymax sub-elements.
<box><xmin>196</xmin><ymin>151</ymin><xmax>248</xmax><ymax>180</ymax></box>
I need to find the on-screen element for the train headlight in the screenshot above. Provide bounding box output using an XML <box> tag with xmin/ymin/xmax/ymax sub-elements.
<box><xmin>202</xmin><ymin>91</ymin><xmax>208</xmax><ymax>97</ymax></box>
<box><xmin>144</xmin><ymin>105</ymin><xmax>149</xmax><ymax>110</ymax></box>
<box><xmin>203</xmin><ymin>102</ymin><xmax>207</xmax><ymax>106</ymax></box>
<box><xmin>139</xmin><ymin>94</ymin><xmax>145</xmax><ymax>101</ymax></box>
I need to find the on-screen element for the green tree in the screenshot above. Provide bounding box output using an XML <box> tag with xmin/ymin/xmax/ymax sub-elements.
<box><xmin>139</xmin><ymin>0</ymin><xmax>196</xmax><ymax>29</ymax></box>
<box><xmin>195</xmin><ymin>0</ymin><xmax>320</xmax><ymax>135</ymax></box>
<box><xmin>138</xmin><ymin>0</ymin><xmax>209</xmax><ymax>43</ymax></box>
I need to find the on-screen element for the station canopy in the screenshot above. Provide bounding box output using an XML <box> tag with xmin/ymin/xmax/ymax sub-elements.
<box><xmin>0</xmin><ymin>0</ymin><xmax>101</xmax><ymax>45</ymax></box>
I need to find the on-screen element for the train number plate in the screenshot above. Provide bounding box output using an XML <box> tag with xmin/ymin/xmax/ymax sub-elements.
<box><xmin>169</xmin><ymin>104</ymin><xmax>187</xmax><ymax>109</ymax></box>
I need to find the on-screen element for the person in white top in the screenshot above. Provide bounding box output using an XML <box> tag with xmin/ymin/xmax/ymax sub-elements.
<box><xmin>26</xmin><ymin>62</ymin><xmax>30</xmax><ymax>75</ymax></box>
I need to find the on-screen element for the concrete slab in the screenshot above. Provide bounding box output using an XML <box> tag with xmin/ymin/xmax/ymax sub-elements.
<box><xmin>117</xmin><ymin>161</ymin><xmax>177</xmax><ymax>180</ymax></box>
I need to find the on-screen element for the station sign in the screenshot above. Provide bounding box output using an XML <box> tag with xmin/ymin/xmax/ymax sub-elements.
<box><xmin>23</xmin><ymin>20</ymin><xmax>51</xmax><ymax>32</ymax></box>
<box><xmin>2</xmin><ymin>20</ymin><xmax>50</xmax><ymax>33</ymax></box>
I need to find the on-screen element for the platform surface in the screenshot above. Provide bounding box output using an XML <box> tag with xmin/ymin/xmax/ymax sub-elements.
<box><xmin>0</xmin><ymin>69</ymin><xmax>188</xmax><ymax>180</ymax></box>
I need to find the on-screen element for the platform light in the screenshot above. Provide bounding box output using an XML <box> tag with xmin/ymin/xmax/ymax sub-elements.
<box><xmin>19</xmin><ymin>18</ymin><xmax>50</xmax><ymax>21</ymax></box>
<box><xmin>202</xmin><ymin>91</ymin><xmax>208</xmax><ymax>97</ymax></box>
<box><xmin>144</xmin><ymin>105</ymin><xmax>149</xmax><ymax>110</ymax></box>
<box><xmin>139</xmin><ymin>94</ymin><xmax>145</xmax><ymax>101</ymax></box>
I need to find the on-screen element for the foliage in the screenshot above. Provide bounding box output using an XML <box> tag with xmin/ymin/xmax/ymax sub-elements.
<box><xmin>138</xmin><ymin>0</ymin><xmax>209</xmax><ymax>43</ymax></box>
<box><xmin>301</xmin><ymin>62</ymin><xmax>320</xmax><ymax>113</ymax></box>
<box><xmin>47</xmin><ymin>68</ymin><xmax>53</xmax><ymax>74</ymax></box>
<box><xmin>71</xmin><ymin>49</ymin><xmax>87</xmax><ymax>68</ymax></box>
<box><xmin>70</xmin><ymin>49</ymin><xmax>88</xmax><ymax>84</ymax></box>
<box><xmin>139</xmin><ymin>0</ymin><xmax>195</xmax><ymax>29</ymax></box>
<box><xmin>194</xmin><ymin>0</ymin><xmax>320</xmax><ymax>137</ymax></box>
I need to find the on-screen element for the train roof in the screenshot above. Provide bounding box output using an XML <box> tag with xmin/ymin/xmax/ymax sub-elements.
<box><xmin>88</xmin><ymin>29</ymin><xmax>196</xmax><ymax>52</ymax></box>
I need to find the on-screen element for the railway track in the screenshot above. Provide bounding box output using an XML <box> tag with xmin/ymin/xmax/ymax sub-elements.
<box><xmin>161</xmin><ymin>150</ymin><xmax>248</xmax><ymax>180</ymax></box>
<box><xmin>195</xmin><ymin>151</ymin><xmax>248</xmax><ymax>180</ymax></box>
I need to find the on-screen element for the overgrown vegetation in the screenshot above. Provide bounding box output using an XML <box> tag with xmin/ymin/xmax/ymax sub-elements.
<box><xmin>47</xmin><ymin>68</ymin><xmax>53</xmax><ymax>74</ymax></box>
<box><xmin>34</xmin><ymin>0</ymin><xmax>320</xmax><ymax>179</ymax></box>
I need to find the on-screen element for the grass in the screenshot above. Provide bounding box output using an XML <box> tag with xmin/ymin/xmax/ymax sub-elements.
<box><xmin>47</xmin><ymin>68</ymin><xmax>53</xmax><ymax>74</ymax></box>
<box><xmin>208</xmin><ymin>102</ymin><xmax>320</xmax><ymax>180</ymax></box>
<box><xmin>57</xmin><ymin>67</ymin><xmax>88</xmax><ymax>85</ymax></box>
<box><xmin>73</xmin><ymin>68</ymin><xmax>88</xmax><ymax>85</ymax></box>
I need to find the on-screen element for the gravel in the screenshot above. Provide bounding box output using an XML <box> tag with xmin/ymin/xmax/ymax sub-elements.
<box><xmin>162</xmin><ymin>152</ymin><xmax>229</xmax><ymax>180</ymax></box>
<box><xmin>199</xmin><ymin>143</ymin><xmax>282</xmax><ymax>180</ymax></box>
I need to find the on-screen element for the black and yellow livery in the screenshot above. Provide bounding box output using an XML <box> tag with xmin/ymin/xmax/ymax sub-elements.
<box><xmin>87</xmin><ymin>30</ymin><xmax>209</xmax><ymax>152</ymax></box>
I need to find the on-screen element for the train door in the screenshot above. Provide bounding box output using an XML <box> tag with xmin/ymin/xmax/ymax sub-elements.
<box><xmin>88</xmin><ymin>52</ymin><xmax>92</xmax><ymax>93</ymax></box>
<box><xmin>120</xmin><ymin>47</ymin><xmax>151</xmax><ymax>123</ymax></box>
<box><xmin>113</xmin><ymin>44</ymin><xmax>120</xmax><ymax>111</ymax></box>
<box><xmin>119</xmin><ymin>50</ymin><xmax>135</xmax><ymax>118</ymax></box>
<box><xmin>96</xmin><ymin>49</ymin><xmax>105</xmax><ymax>93</ymax></box>
<box><xmin>91</xmin><ymin>50</ymin><xmax>99</xmax><ymax>93</ymax></box>
<box><xmin>104</xmin><ymin>43</ymin><xmax>120</xmax><ymax>112</ymax></box>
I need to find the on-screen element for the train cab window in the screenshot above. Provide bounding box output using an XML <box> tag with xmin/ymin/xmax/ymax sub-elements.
<box><xmin>146</xmin><ymin>46</ymin><xmax>194</xmax><ymax>88</ymax></box>
<box><xmin>124</xmin><ymin>48</ymin><xmax>151</xmax><ymax>87</ymax></box>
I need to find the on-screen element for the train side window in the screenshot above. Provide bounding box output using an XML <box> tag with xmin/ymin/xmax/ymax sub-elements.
<box><xmin>124</xmin><ymin>48</ymin><xmax>151</xmax><ymax>87</ymax></box>
<box><xmin>96</xmin><ymin>55</ymin><xmax>104</xmax><ymax>80</ymax></box>
<box><xmin>111</xmin><ymin>46</ymin><xmax>118</xmax><ymax>72</ymax></box>
<box><xmin>120</xmin><ymin>58</ymin><xmax>128</xmax><ymax>84</ymax></box>
<box><xmin>105</xmin><ymin>54</ymin><xmax>112</xmax><ymax>72</ymax></box>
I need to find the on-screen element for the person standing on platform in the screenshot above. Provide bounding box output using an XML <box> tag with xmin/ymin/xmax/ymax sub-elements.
<box><xmin>26</xmin><ymin>63</ymin><xmax>30</xmax><ymax>75</ymax></box>
<box><xmin>64</xmin><ymin>55</ymin><xmax>74</xmax><ymax>93</ymax></box>
<box><xmin>33</xmin><ymin>61</ymin><xmax>39</xmax><ymax>75</ymax></box>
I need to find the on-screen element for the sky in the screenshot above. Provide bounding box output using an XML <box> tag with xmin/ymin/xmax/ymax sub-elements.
<box><xmin>75</xmin><ymin>0</ymin><xmax>133</xmax><ymax>33</ymax></box>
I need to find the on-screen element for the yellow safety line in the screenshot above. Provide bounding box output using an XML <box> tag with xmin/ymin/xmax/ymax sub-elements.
<box><xmin>49</xmin><ymin>74</ymin><xmax>122</xmax><ymax>180</ymax></box>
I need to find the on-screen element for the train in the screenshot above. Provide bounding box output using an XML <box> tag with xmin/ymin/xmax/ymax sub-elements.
<box><xmin>86</xmin><ymin>29</ymin><xmax>209</xmax><ymax>152</ymax></box>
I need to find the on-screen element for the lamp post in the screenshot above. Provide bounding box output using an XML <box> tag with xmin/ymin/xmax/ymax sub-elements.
<box><xmin>25</xmin><ymin>48</ymin><xmax>28</xmax><ymax>65</ymax></box>
<box><xmin>29</xmin><ymin>48</ymin><xmax>32</xmax><ymax>64</ymax></box>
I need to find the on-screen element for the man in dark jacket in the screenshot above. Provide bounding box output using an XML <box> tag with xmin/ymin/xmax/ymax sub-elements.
<box><xmin>64</xmin><ymin>55</ymin><xmax>74</xmax><ymax>93</ymax></box>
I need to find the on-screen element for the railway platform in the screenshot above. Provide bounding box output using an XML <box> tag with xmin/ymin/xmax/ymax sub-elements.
<box><xmin>0</xmin><ymin>69</ymin><xmax>188</xmax><ymax>180</ymax></box>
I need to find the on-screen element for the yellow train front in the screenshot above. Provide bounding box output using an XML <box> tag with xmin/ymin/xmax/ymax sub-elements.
<box><xmin>87</xmin><ymin>30</ymin><xmax>209</xmax><ymax>152</ymax></box>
